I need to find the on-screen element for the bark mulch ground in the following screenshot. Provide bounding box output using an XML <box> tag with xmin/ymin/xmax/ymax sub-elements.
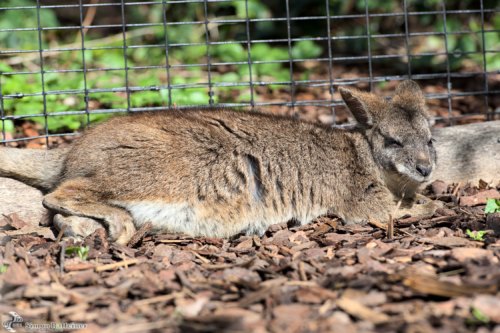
<box><xmin>1</xmin><ymin>180</ymin><xmax>500</xmax><ymax>333</ymax></box>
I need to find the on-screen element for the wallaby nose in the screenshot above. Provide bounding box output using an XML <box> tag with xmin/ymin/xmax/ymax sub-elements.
<box><xmin>416</xmin><ymin>164</ymin><xmax>431</xmax><ymax>177</ymax></box>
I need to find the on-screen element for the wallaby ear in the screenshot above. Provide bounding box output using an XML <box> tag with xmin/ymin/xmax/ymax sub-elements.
<box><xmin>395</xmin><ymin>80</ymin><xmax>424</xmax><ymax>98</ymax></box>
<box><xmin>339</xmin><ymin>87</ymin><xmax>373</xmax><ymax>128</ymax></box>
<box><xmin>393</xmin><ymin>80</ymin><xmax>432</xmax><ymax>121</ymax></box>
<box><xmin>393</xmin><ymin>80</ymin><xmax>428</xmax><ymax>115</ymax></box>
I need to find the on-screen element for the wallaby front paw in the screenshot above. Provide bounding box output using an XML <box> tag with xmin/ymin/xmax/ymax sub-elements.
<box><xmin>398</xmin><ymin>197</ymin><xmax>443</xmax><ymax>219</ymax></box>
<box><xmin>413</xmin><ymin>193</ymin><xmax>428</xmax><ymax>204</ymax></box>
<box><xmin>106</xmin><ymin>217</ymin><xmax>137</xmax><ymax>245</ymax></box>
<box><xmin>53</xmin><ymin>213</ymin><xmax>135</xmax><ymax>245</ymax></box>
<box><xmin>53</xmin><ymin>214</ymin><xmax>103</xmax><ymax>239</ymax></box>
<box><xmin>113</xmin><ymin>224</ymin><xmax>136</xmax><ymax>245</ymax></box>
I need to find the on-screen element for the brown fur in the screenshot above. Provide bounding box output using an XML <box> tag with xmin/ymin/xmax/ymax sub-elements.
<box><xmin>0</xmin><ymin>80</ymin><xmax>440</xmax><ymax>244</ymax></box>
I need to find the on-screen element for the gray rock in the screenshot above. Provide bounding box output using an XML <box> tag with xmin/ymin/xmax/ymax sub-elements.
<box><xmin>0</xmin><ymin>177</ymin><xmax>49</xmax><ymax>227</ymax></box>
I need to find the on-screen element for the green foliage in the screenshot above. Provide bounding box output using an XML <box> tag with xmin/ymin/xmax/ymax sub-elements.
<box><xmin>485</xmin><ymin>198</ymin><xmax>500</xmax><ymax>214</ymax></box>
<box><xmin>0</xmin><ymin>0</ymin><xmax>496</xmax><ymax>135</ymax></box>
<box><xmin>0</xmin><ymin>120</ymin><xmax>15</xmax><ymax>134</ymax></box>
<box><xmin>0</xmin><ymin>264</ymin><xmax>8</xmax><ymax>274</ymax></box>
<box><xmin>229</xmin><ymin>0</ymin><xmax>271</xmax><ymax>19</ymax></box>
<box><xmin>0</xmin><ymin>0</ymin><xmax>59</xmax><ymax>49</ymax></box>
<box><xmin>251</xmin><ymin>44</ymin><xmax>290</xmax><ymax>83</ymax></box>
<box><xmin>469</xmin><ymin>307</ymin><xmax>490</xmax><ymax>324</ymax></box>
<box><xmin>292</xmin><ymin>40</ymin><xmax>323</xmax><ymax>59</ymax></box>
<box><xmin>65</xmin><ymin>245</ymin><xmax>90</xmax><ymax>261</ymax></box>
<box><xmin>466</xmin><ymin>229</ymin><xmax>487</xmax><ymax>242</ymax></box>
<box><xmin>433</xmin><ymin>17</ymin><xmax>500</xmax><ymax>71</ymax></box>
<box><xmin>213</xmin><ymin>43</ymin><xmax>247</xmax><ymax>63</ymax></box>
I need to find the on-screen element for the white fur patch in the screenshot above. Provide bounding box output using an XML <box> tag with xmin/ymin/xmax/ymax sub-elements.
<box><xmin>112</xmin><ymin>200</ymin><xmax>327</xmax><ymax>238</ymax></box>
<box><xmin>112</xmin><ymin>200</ymin><xmax>253</xmax><ymax>237</ymax></box>
<box><xmin>112</xmin><ymin>201</ymin><xmax>199</xmax><ymax>234</ymax></box>
<box><xmin>395</xmin><ymin>163</ymin><xmax>425</xmax><ymax>182</ymax></box>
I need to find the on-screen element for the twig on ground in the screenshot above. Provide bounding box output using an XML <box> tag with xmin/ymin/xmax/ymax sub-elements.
<box><xmin>133</xmin><ymin>292</ymin><xmax>182</xmax><ymax>307</ymax></box>
<box><xmin>452</xmin><ymin>182</ymin><xmax>462</xmax><ymax>197</ymax></box>
<box><xmin>387</xmin><ymin>198</ymin><xmax>404</xmax><ymax>240</ymax></box>
<box><xmin>387</xmin><ymin>214</ymin><xmax>394</xmax><ymax>240</ymax></box>
<box><xmin>79</xmin><ymin>0</ymin><xmax>99</xmax><ymax>39</ymax></box>
<box><xmin>59</xmin><ymin>242</ymin><xmax>66</xmax><ymax>274</ymax></box>
<box><xmin>368</xmin><ymin>219</ymin><xmax>386</xmax><ymax>229</ymax></box>
<box><xmin>191</xmin><ymin>251</ymin><xmax>211</xmax><ymax>264</ymax></box>
<box><xmin>158</xmin><ymin>239</ymin><xmax>192</xmax><ymax>244</ymax></box>
<box><xmin>95</xmin><ymin>259</ymin><xmax>138</xmax><ymax>272</ymax></box>
<box><xmin>202</xmin><ymin>257</ymin><xmax>255</xmax><ymax>270</ymax></box>
<box><xmin>176</xmin><ymin>270</ymin><xmax>195</xmax><ymax>292</ymax></box>
<box><xmin>55</xmin><ymin>225</ymin><xmax>67</xmax><ymax>244</ymax></box>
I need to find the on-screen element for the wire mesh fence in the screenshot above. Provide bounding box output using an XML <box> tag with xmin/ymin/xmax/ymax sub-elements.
<box><xmin>0</xmin><ymin>0</ymin><xmax>498</xmax><ymax>147</ymax></box>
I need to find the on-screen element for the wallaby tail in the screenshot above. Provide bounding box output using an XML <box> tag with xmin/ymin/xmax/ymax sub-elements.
<box><xmin>0</xmin><ymin>147</ymin><xmax>69</xmax><ymax>191</ymax></box>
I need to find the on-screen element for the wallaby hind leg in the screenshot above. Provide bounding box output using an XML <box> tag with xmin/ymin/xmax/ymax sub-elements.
<box><xmin>43</xmin><ymin>178</ymin><xmax>137</xmax><ymax>245</ymax></box>
<box><xmin>53</xmin><ymin>214</ymin><xmax>103</xmax><ymax>239</ymax></box>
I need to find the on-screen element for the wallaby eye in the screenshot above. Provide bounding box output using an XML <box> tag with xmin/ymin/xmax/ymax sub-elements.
<box><xmin>385</xmin><ymin>137</ymin><xmax>403</xmax><ymax>148</ymax></box>
<box><xmin>428</xmin><ymin>138</ymin><xmax>435</xmax><ymax>146</ymax></box>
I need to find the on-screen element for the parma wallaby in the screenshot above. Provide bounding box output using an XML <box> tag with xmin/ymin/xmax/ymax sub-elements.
<box><xmin>0</xmin><ymin>80</ymin><xmax>440</xmax><ymax>244</ymax></box>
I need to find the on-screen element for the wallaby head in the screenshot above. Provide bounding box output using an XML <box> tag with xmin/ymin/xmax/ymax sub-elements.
<box><xmin>339</xmin><ymin>80</ymin><xmax>436</xmax><ymax>199</ymax></box>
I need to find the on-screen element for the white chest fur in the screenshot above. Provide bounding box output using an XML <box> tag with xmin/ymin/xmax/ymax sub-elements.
<box><xmin>112</xmin><ymin>200</ymin><xmax>328</xmax><ymax>238</ymax></box>
<box><xmin>113</xmin><ymin>200</ymin><xmax>252</xmax><ymax>237</ymax></box>
<box><xmin>113</xmin><ymin>201</ymin><xmax>196</xmax><ymax>232</ymax></box>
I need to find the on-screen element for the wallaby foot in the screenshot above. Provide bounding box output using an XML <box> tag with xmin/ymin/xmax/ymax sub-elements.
<box><xmin>53</xmin><ymin>214</ymin><xmax>103</xmax><ymax>239</ymax></box>
<box><xmin>43</xmin><ymin>178</ymin><xmax>136</xmax><ymax>245</ymax></box>
<box><xmin>342</xmin><ymin>191</ymin><xmax>442</xmax><ymax>226</ymax></box>
<box><xmin>396</xmin><ymin>194</ymin><xmax>443</xmax><ymax>219</ymax></box>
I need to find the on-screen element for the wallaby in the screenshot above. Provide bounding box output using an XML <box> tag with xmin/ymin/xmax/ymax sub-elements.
<box><xmin>0</xmin><ymin>80</ymin><xmax>440</xmax><ymax>244</ymax></box>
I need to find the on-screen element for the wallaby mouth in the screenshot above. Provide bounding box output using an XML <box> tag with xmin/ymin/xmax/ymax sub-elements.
<box><xmin>395</xmin><ymin>163</ymin><xmax>432</xmax><ymax>184</ymax></box>
<box><xmin>384</xmin><ymin>164</ymin><xmax>431</xmax><ymax>199</ymax></box>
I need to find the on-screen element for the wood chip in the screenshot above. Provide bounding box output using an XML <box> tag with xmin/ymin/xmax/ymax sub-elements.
<box><xmin>127</xmin><ymin>222</ymin><xmax>153</xmax><ymax>248</ymax></box>
<box><xmin>402</xmin><ymin>273</ymin><xmax>497</xmax><ymax>297</ymax></box>
<box><xmin>459</xmin><ymin>189</ymin><xmax>500</xmax><ymax>206</ymax></box>
<box><xmin>337</xmin><ymin>296</ymin><xmax>389</xmax><ymax>324</ymax></box>
<box><xmin>418</xmin><ymin>236</ymin><xmax>481</xmax><ymax>248</ymax></box>
<box><xmin>1</xmin><ymin>181</ymin><xmax>499</xmax><ymax>332</ymax></box>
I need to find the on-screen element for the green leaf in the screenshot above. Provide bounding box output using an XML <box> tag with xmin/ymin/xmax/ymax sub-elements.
<box><xmin>214</xmin><ymin>72</ymin><xmax>240</xmax><ymax>83</ymax></box>
<box><xmin>251</xmin><ymin>44</ymin><xmax>289</xmax><ymax>62</ymax></box>
<box><xmin>65</xmin><ymin>245</ymin><xmax>89</xmax><ymax>261</ymax></box>
<box><xmin>130</xmin><ymin>91</ymin><xmax>164</xmax><ymax>107</ymax></box>
<box><xmin>0</xmin><ymin>0</ymin><xmax>58</xmax><ymax>49</ymax></box>
<box><xmin>98</xmin><ymin>52</ymin><xmax>126</xmax><ymax>69</ymax></box>
<box><xmin>0</xmin><ymin>264</ymin><xmax>8</xmax><ymax>274</ymax></box>
<box><xmin>231</xmin><ymin>0</ymin><xmax>270</xmax><ymax>19</ymax></box>
<box><xmin>485</xmin><ymin>198</ymin><xmax>500</xmax><ymax>214</ymax></box>
<box><xmin>0</xmin><ymin>120</ymin><xmax>15</xmax><ymax>134</ymax></box>
<box><xmin>174</xmin><ymin>45</ymin><xmax>207</xmax><ymax>63</ymax></box>
<box><xmin>0</xmin><ymin>62</ymin><xmax>13</xmax><ymax>73</ymax></box>
<box><xmin>291</xmin><ymin>40</ymin><xmax>323</xmax><ymax>59</ymax></box>
<box><xmin>466</xmin><ymin>229</ymin><xmax>487</xmax><ymax>242</ymax></box>
<box><xmin>189</xmin><ymin>91</ymin><xmax>209</xmax><ymax>105</ymax></box>
<box><xmin>471</xmin><ymin>307</ymin><xmax>490</xmax><ymax>324</ymax></box>
<box><xmin>214</xmin><ymin>43</ymin><xmax>246</xmax><ymax>62</ymax></box>
<box><xmin>14</xmin><ymin>101</ymin><xmax>44</xmax><ymax>116</ymax></box>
